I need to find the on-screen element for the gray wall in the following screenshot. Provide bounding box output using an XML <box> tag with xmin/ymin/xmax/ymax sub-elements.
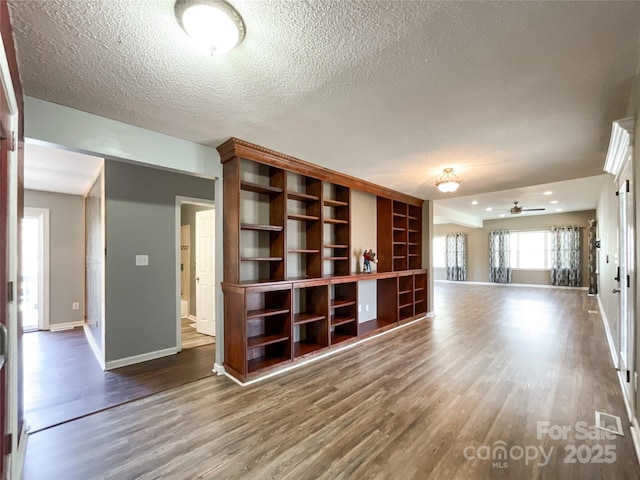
<box><xmin>181</xmin><ymin>203</ymin><xmax>212</xmax><ymax>316</ymax></box>
<box><xmin>25</xmin><ymin>189</ymin><xmax>84</xmax><ymax>326</ymax></box>
<box><xmin>104</xmin><ymin>160</ymin><xmax>215</xmax><ymax>362</ymax></box>
<box><xmin>433</xmin><ymin>210</ymin><xmax>595</xmax><ymax>287</ymax></box>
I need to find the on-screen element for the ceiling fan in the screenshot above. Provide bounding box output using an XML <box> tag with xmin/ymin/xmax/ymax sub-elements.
<box><xmin>508</xmin><ymin>201</ymin><xmax>545</xmax><ymax>215</ymax></box>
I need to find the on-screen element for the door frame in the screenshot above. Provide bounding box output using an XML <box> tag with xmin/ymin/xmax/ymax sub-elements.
<box><xmin>175</xmin><ymin>196</ymin><xmax>215</xmax><ymax>352</ymax></box>
<box><xmin>0</xmin><ymin>14</ymin><xmax>23</xmax><ymax>476</ymax></box>
<box><xmin>22</xmin><ymin>207</ymin><xmax>49</xmax><ymax>331</ymax></box>
<box><xmin>617</xmin><ymin>175</ymin><xmax>635</xmax><ymax>417</ymax></box>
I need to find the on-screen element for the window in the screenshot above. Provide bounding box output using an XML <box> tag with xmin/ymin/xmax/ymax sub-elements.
<box><xmin>432</xmin><ymin>236</ymin><xmax>446</xmax><ymax>268</ymax></box>
<box><xmin>510</xmin><ymin>230</ymin><xmax>552</xmax><ymax>269</ymax></box>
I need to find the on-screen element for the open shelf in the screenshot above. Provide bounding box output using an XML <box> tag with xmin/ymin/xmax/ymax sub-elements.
<box><xmin>294</xmin><ymin>313</ymin><xmax>326</xmax><ymax>325</ymax></box>
<box><xmin>241</xmin><ymin>223</ymin><xmax>283</xmax><ymax>232</ymax></box>
<box><xmin>247</xmin><ymin>333</ymin><xmax>290</xmax><ymax>349</ymax></box>
<box><xmin>324</xmin><ymin>218</ymin><xmax>349</xmax><ymax>225</ymax></box>
<box><xmin>331</xmin><ymin>315</ymin><xmax>356</xmax><ymax>327</ymax></box>
<box><xmin>241</xmin><ymin>180</ymin><xmax>283</xmax><ymax>195</ymax></box>
<box><xmin>288</xmin><ymin>213</ymin><xmax>320</xmax><ymax>221</ymax></box>
<box><xmin>248</xmin><ymin>355</ymin><xmax>290</xmax><ymax>374</ymax></box>
<box><xmin>246</xmin><ymin>306</ymin><xmax>290</xmax><ymax>320</ymax></box>
<box><xmin>324</xmin><ymin>199</ymin><xmax>348</xmax><ymax>207</ymax></box>
<box><xmin>325</xmin><ymin>244</ymin><xmax>348</xmax><ymax>249</ymax></box>
<box><xmin>359</xmin><ymin>317</ymin><xmax>397</xmax><ymax>336</ymax></box>
<box><xmin>241</xmin><ymin>257</ymin><xmax>283</xmax><ymax>262</ymax></box>
<box><xmin>288</xmin><ymin>191</ymin><xmax>319</xmax><ymax>202</ymax></box>
<box><xmin>288</xmin><ymin>249</ymin><xmax>320</xmax><ymax>254</ymax></box>
<box><xmin>331</xmin><ymin>332</ymin><xmax>355</xmax><ymax>345</ymax></box>
<box><xmin>331</xmin><ymin>299</ymin><xmax>356</xmax><ymax>308</ymax></box>
<box><xmin>294</xmin><ymin>341</ymin><xmax>325</xmax><ymax>357</ymax></box>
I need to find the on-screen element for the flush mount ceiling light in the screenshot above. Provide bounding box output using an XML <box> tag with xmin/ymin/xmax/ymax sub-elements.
<box><xmin>175</xmin><ymin>0</ymin><xmax>245</xmax><ymax>55</ymax></box>
<box><xmin>435</xmin><ymin>168</ymin><xmax>462</xmax><ymax>193</ymax></box>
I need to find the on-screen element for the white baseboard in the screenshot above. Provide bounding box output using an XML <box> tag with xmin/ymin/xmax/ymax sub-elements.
<box><xmin>213</xmin><ymin>363</ymin><xmax>225</xmax><ymax>376</ymax></box>
<box><xmin>226</xmin><ymin>314</ymin><xmax>431</xmax><ymax>387</ymax></box>
<box><xmin>49</xmin><ymin>320</ymin><xmax>84</xmax><ymax>331</ymax></box>
<box><xmin>597</xmin><ymin>294</ymin><xmax>619</xmax><ymax>369</ymax></box>
<box><xmin>83</xmin><ymin>325</ymin><xmax>106</xmax><ymax>370</ymax></box>
<box><xmin>10</xmin><ymin>422</ymin><xmax>27</xmax><ymax>480</ymax></box>
<box><xmin>435</xmin><ymin>279</ymin><xmax>588</xmax><ymax>291</ymax></box>
<box><xmin>105</xmin><ymin>346</ymin><xmax>178</xmax><ymax>370</ymax></box>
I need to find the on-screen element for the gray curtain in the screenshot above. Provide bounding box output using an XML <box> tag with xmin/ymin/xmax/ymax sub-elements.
<box><xmin>446</xmin><ymin>233</ymin><xmax>467</xmax><ymax>281</ymax></box>
<box><xmin>551</xmin><ymin>226</ymin><xmax>581</xmax><ymax>287</ymax></box>
<box><xmin>489</xmin><ymin>230</ymin><xmax>511</xmax><ymax>283</ymax></box>
<box><xmin>588</xmin><ymin>219</ymin><xmax>597</xmax><ymax>294</ymax></box>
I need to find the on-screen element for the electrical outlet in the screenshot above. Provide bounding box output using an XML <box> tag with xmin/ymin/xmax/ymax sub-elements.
<box><xmin>358</xmin><ymin>304</ymin><xmax>362</xmax><ymax>313</ymax></box>
<box><xmin>365</xmin><ymin>304</ymin><xmax>370</xmax><ymax>312</ymax></box>
<box><xmin>72</xmin><ymin>302</ymin><xmax>80</xmax><ymax>310</ymax></box>
<box><xmin>136</xmin><ymin>254</ymin><xmax>149</xmax><ymax>266</ymax></box>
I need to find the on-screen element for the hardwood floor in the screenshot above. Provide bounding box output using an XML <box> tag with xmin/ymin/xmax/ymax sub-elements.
<box><xmin>24</xmin><ymin>327</ymin><xmax>215</xmax><ymax>433</ymax></box>
<box><xmin>23</xmin><ymin>284</ymin><xmax>639</xmax><ymax>479</ymax></box>
<box><xmin>181</xmin><ymin>317</ymin><xmax>215</xmax><ymax>349</ymax></box>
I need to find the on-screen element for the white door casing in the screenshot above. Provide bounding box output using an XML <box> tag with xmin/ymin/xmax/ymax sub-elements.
<box><xmin>22</xmin><ymin>208</ymin><xmax>49</xmax><ymax>331</ymax></box>
<box><xmin>195</xmin><ymin>209</ymin><xmax>215</xmax><ymax>336</ymax></box>
<box><xmin>618</xmin><ymin>172</ymin><xmax>636</xmax><ymax>416</ymax></box>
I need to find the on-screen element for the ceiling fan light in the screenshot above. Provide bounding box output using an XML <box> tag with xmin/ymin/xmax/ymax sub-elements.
<box><xmin>435</xmin><ymin>168</ymin><xmax>462</xmax><ymax>193</ymax></box>
<box><xmin>176</xmin><ymin>0</ymin><xmax>245</xmax><ymax>55</ymax></box>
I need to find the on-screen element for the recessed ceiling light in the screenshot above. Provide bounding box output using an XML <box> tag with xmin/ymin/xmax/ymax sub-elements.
<box><xmin>499</xmin><ymin>214</ymin><xmax>505</xmax><ymax>218</ymax></box>
<box><xmin>175</xmin><ymin>0</ymin><xmax>246</xmax><ymax>55</ymax></box>
<box><xmin>556</xmin><ymin>208</ymin><xmax>563</xmax><ymax>212</ymax></box>
<box><xmin>471</xmin><ymin>200</ymin><xmax>478</xmax><ymax>205</ymax></box>
<box><xmin>550</xmin><ymin>200</ymin><xmax>558</xmax><ymax>204</ymax></box>
<box><xmin>485</xmin><ymin>207</ymin><xmax>492</xmax><ymax>212</ymax></box>
<box><xmin>543</xmin><ymin>191</ymin><xmax>553</xmax><ymax>195</ymax></box>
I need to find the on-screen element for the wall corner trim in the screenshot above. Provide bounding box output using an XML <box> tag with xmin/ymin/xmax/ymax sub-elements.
<box><xmin>105</xmin><ymin>347</ymin><xmax>178</xmax><ymax>370</ymax></box>
<box><xmin>83</xmin><ymin>324</ymin><xmax>106</xmax><ymax>370</ymax></box>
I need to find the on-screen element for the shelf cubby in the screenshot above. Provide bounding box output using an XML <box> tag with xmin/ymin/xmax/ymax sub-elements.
<box><xmin>245</xmin><ymin>285</ymin><xmax>292</xmax><ymax>375</ymax></box>
<box><xmin>323</xmin><ymin>183</ymin><xmax>350</xmax><ymax>276</ymax></box>
<box><xmin>287</xmin><ymin>173</ymin><xmax>322</xmax><ymax>279</ymax></box>
<box><xmin>329</xmin><ymin>280</ymin><xmax>357</xmax><ymax>344</ymax></box>
<box><xmin>293</xmin><ymin>282</ymin><xmax>329</xmax><ymax>358</ymax></box>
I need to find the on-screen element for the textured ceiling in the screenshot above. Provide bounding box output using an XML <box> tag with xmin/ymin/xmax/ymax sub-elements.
<box><xmin>8</xmin><ymin>1</ymin><xmax>640</xmax><ymax>199</ymax></box>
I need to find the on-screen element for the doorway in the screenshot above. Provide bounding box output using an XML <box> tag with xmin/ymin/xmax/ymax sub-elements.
<box><xmin>178</xmin><ymin>199</ymin><xmax>216</xmax><ymax>350</ymax></box>
<box><xmin>21</xmin><ymin>208</ymin><xmax>49</xmax><ymax>332</ymax></box>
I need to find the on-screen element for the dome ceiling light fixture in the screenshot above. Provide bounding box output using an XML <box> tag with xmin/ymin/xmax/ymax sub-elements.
<box><xmin>435</xmin><ymin>168</ymin><xmax>462</xmax><ymax>193</ymax></box>
<box><xmin>175</xmin><ymin>0</ymin><xmax>246</xmax><ymax>55</ymax></box>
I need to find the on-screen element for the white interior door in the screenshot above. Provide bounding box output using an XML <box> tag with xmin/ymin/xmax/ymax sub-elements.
<box><xmin>618</xmin><ymin>176</ymin><xmax>635</xmax><ymax>413</ymax></box>
<box><xmin>195</xmin><ymin>209</ymin><xmax>215</xmax><ymax>336</ymax></box>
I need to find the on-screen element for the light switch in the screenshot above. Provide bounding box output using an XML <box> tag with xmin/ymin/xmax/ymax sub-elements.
<box><xmin>136</xmin><ymin>255</ymin><xmax>149</xmax><ymax>266</ymax></box>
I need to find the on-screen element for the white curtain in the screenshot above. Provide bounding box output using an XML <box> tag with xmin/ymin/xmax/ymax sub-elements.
<box><xmin>446</xmin><ymin>233</ymin><xmax>467</xmax><ymax>281</ymax></box>
<box><xmin>489</xmin><ymin>230</ymin><xmax>511</xmax><ymax>283</ymax></box>
<box><xmin>550</xmin><ymin>226</ymin><xmax>581</xmax><ymax>287</ymax></box>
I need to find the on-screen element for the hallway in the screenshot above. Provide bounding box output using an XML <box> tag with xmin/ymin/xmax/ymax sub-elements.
<box><xmin>23</xmin><ymin>284</ymin><xmax>639</xmax><ymax>479</ymax></box>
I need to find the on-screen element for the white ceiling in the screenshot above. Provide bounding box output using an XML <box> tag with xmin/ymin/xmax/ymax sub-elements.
<box><xmin>434</xmin><ymin>174</ymin><xmax>609</xmax><ymax>226</ymax></box>
<box><xmin>25</xmin><ymin>142</ymin><xmax>103</xmax><ymax>195</ymax></box>
<box><xmin>8</xmin><ymin>1</ymin><xmax>640</xmax><ymax>199</ymax></box>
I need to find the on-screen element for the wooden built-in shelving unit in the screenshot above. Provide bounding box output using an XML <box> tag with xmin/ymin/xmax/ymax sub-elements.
<box><xmin>220</xmin><ymin>138</ymin><xmax>428</xmax><ymax>382</ymax></box>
